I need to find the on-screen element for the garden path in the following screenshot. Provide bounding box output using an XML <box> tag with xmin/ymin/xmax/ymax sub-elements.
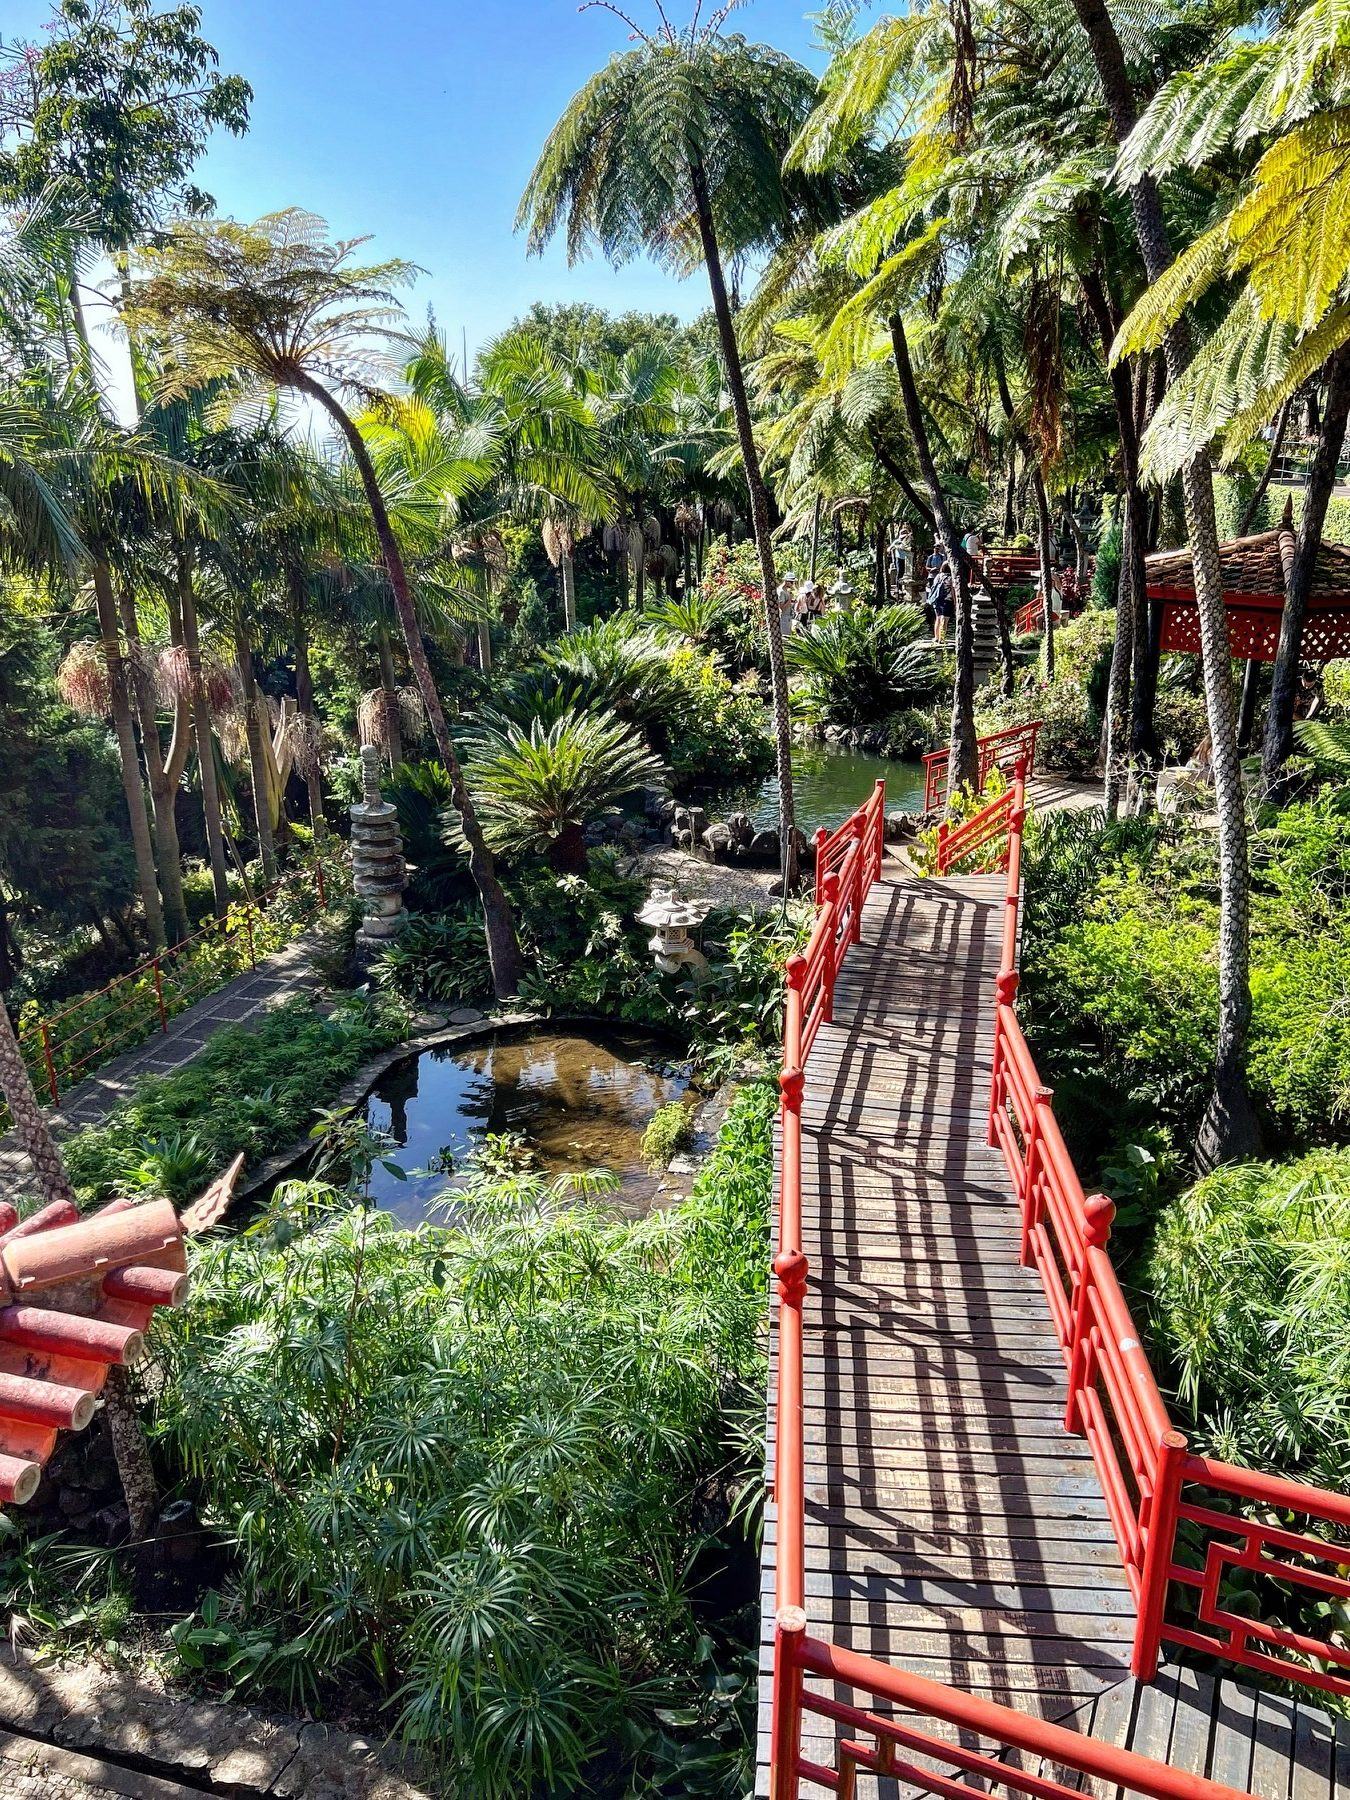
<box><xmin>0</xmin><ymin>936</ymin><xmax>324</xmax><ymax>1208</ymax></box>
<box><xmin>758</xmin><ymin>855</ymin><xmax>1348</xmax><ymax>1797</ymax></box>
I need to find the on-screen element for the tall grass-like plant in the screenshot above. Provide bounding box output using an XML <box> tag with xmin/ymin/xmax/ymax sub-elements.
<box><xmin>151</xmin><ymin>1082</ymin><xmax>776</xmax><ymax>1797</ymax></box>
<box><xmin>1148</xmin><ymin>1148</ymin><xmax>1350</xmax><ymax>1491</ymax></box>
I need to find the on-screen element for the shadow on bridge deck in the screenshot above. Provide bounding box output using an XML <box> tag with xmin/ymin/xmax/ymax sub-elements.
<box><xmin>758</xmin><ymin>860</ymin><xmax>1348</xmax><ymax>1798</ymax></box>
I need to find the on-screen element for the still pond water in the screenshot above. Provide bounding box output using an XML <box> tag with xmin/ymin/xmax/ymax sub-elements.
<box><xmin>730</xmin><ymin>744</ymin><xmax>926</xmax><ymax>834</ymax></box>
<box><xmin>360</xmin><ymin>1027</ymin><xmax>695</xmax><ymax>1223</ymax></box>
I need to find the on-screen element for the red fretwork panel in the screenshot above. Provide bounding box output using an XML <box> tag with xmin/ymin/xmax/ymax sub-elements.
<box><xmin>1148</xmin><ymin>518</ymin><xmax>1350</xmax><ymax>663</ymax></box>
<box><xmin>1158</xmin><ymin>593</ymin><xmax>1350</xmax><ymax>662</ymax></box>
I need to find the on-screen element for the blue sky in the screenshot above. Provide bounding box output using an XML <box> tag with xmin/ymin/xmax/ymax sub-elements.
<box><xmin>7</xmin><ymin>0</ymin><xmax>829</xmax><ymax>364</ymax></box>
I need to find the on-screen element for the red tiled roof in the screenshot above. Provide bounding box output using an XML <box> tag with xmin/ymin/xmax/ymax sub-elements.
<box><xmin>1145</xmin><ymin>523</ymin><xmax>1350</xmax><ymax>601</ymax></box>
<box><xmin>0</xmin><ymin>1197</ymin><xmax>188</xmax><ymax>1505</ymax></box>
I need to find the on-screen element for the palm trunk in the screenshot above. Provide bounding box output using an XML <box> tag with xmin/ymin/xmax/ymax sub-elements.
<box><xmin>299</xmin><ymin>374</ymin><xmax>524</xmax><ymax>997</ymax></box>
<box><xmin>234</xmin><ymin>628</ymin><xmax>278</xmax><ymax>882</ymax></box>
<box><xmin>1032</xmin><ymin>470</ymin><xmax>1056</xmax><ymax>681</ymax></box>
<box><xmin>476</xmin><ymin>617</ymin><xmax>493</xmax><ymax>675</ymax></box>
<box><xmin>177</xmin><ymin>551</ymin><xmax>231</xmax><ymax>916</ymax></box>
<box><xmin>893</xmin><ymin>314</ymin><xmax>977</xmax><ymax>795</ymax></box>
<box><xmin>562</xmin><ymin>549</ymin><xmax>578</xmax><ymax>631</ymax></box>
<box><xmin>809</xmin><ymin>495</ymin><xmax>822</xmax><ymax>584</ymax></box>
<box><xmin>874</xmin><ymin>524</ymin><xmax>888</xmax><ymax>606</ymax></box>
<box><xmin>690</xmin><ymin>162</ymin><xmax>798</xmax><ymax>892</ymax></box>
<box><xmin>1238</xmin><ymin>396</ymin><xmax>1293</xmax><ymax>537</ymax></box>
<box><xmin>376</xmin><ymin>625</ymin><xmax>403</xmax><ymax>768</ymax></box>
<box><xmin>0</xmin><ymin>1003</ymin><xmax>158</xmax><ymax>1532</ymax></box>
<box><xmin>1069</xmin><ymin>0</ymin><xmax>1257</xmax><ymax>1166</ymax></box>
<box><xmin>92</xmin><ymin>563</ymin><xmax>165</xmax><ymax>950</ymax></box>
<box><xmin>119</xmin><ymin>593</ymin><xmax>190</xmax><ymax>944</ymax></box>
<box><xmin>1262</xmin><ymin>346</ymin><xmax>1350</xmax><ymax>795</ymax></box>
<box><xmin>292</xmin><ymin>596</ymin><xmax>327</xmax><ymax>843</ymax></box>
<box><xmin>1002</xmin><ymin>453</ymin><xmax>1017</xmax><ymax>540</ymax></box>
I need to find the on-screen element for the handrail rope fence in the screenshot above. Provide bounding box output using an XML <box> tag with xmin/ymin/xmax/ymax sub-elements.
<box><xmin>988</xmin><ymin>786</ymin><xmax>1350</xmax><ymax>1702</ymax></box>
<box><xmin>18</xmin><ymin>849</ymin><xmax>346</xmax><ymax>1105</ymax></box>
<box><xmin>923</xmin><ymin>720</ymin><xmax>1042</xmax><ymax>815</ymax></box>
<box><xmin>767</xmin><ymin>768</ymin><xmax>1253</xmax><ymax>1800</ymax></box>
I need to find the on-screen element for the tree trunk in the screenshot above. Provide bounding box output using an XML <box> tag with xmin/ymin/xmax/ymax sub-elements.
<box><xmin>808</xmin><ymin>494</ymin><xmax>822</xmax><ymax>583</ymax></box>
<box><xmin>1262</xmin><ymin>346</ymin><xmax>1350</xmax><ymax>794</ymax></box>
<box><xmin>562</xmin><ymin>549</ymin><xmax>578</xmax><ymax>631</ymax></box>
<box><xmin>1236</xmin><ymin>658</ymin><xmax>1260</xmax><ymax>750</ymax></box>
<box><xmin>298</xmin><ymin>374</ymin><xmax>524</xmax><ymax>997</ymax></box>
<box><xmin>375</xmin><ymin>625</ymin><xmax>403</xmax><ymax>768</ymax></box>
<box><xmin>690</xmin><ymin>163</ymin><xmax>798</xmax><ymax>892</ymax></box>
<box><xmin>119</xmin><ymin>593</ymin><xmax>190</xmax><ymax>944</ymax></box>
<box><xmin>874</xmin><ymin>524</ymin><xmax>888</xmax><ymax>606</ymax></box>
<box><xmin>1238</xmin><ymin>395</ymin><xmax>1293</xmax><ymax>536</ymax></box>
<box><xmin>92</xmin><ymin>563</ymin><xmax>165</xmax><ymax>950</ymax></box>
<box><xmin>1002</xmin><ymin>452</ymin><xmax>1017</xmax><ymax>540</ymax></box>
<box><xmin>177</xmin><ymin>550</ymin><xmax>231</xmax><ymax>916</ymax></box>
<box><xmin>1068</xmin><ymin>0</ymin><xmax>1257</xmax><ymax>1165</ymax></box>
<box><xmin>476</xmin><ymin>618</ymin><xmax>493</xmax><ymax>675</ymax></box>
<box><xmin>994</xmin><ymin>587</ymin><xmax>1015</xmax><ymax>699</ymax></box>
<box><xmin>1032</xmin><ymin>468</ymin><xmax>1056</xmax><ymax>682</ymax></box>
<box><xmin>889</xmin><ymin>313</ymin><xmax>978</xmax><ymax>796</ymax></box>
<box><xmin>290</xmin><ymin>578</ymin><xmax>326</xmax><ymax>843</ymax></box>
<box><xmin>0</xmin><ymin>1003</ymin><xmax>158</xmax><ymax>1532</ymax></box>
<box><xmin>234</xmin><ymin>628</ymin><xmax>278</xmax><ymax>882</ymax></box>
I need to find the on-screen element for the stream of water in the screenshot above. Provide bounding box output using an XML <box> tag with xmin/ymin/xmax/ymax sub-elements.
<box><xmin>720</xmin><ymin>743</ymin><xmax>927</xmax><ymax>834</ymax></box>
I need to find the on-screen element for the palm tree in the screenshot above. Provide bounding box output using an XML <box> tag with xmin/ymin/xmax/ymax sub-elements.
<box><xmin>125</xmin><ymin>211</ymin><xmax>524</xmax><ymax>997</ymax></box>
<box><xmin>1066</xmin><ymin>0</ymin><xmax>1257</xmax><ymax>1166</ymax></box>
<box><xmin>519</xmin><ymin>9</ymin><xmax>824</xmax><ymax>891</ymax></box>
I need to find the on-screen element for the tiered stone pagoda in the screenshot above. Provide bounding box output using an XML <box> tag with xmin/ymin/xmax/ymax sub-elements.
<box><xmin>351</xmin><ymin>743</ymin><xmax>408</xmax><ymax>964</ymax></box>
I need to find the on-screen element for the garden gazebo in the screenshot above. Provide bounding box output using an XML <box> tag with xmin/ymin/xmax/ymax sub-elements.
<box><xmin>1145</xmin><ymin>502</ymin><xmax>1350</xmax><ymax>662</ymax></box>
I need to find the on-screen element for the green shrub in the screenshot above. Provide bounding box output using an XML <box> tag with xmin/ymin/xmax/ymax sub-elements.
<box><xmin>151</xmin><ymin>1081</ymin><xmax>777</xmax><ymax>1796</ymax></box>
<box><xmin>372</xmin><ymin>908</ymin><xmax>493</xmax><ymax>1007</ymax></box>
<box><xmin>641</xmin><ymin>1100</ymin><xmax>695</xmax><ymax>1168</ymax></box>
<box><xmin>1147</xmin><ymin>1147</ymin><xmax>1350</xmax><ymax>1489</ymax></box>
<box><xmin>62</xmin><ymin>994</ymin><xmax>407</xmax><ymax>1204</ymax></box>
<box><xmin>786</xmin><ymin>604</ymin><xmax>940</xmax><ymax>730</ymax></box>
<box><xmin>976</xmin><ymin>676</ymin><xmax>1099</xmax><ymax>772</ymax></box>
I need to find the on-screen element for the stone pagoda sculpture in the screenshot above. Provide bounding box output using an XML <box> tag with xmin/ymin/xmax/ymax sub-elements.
<box><xmin>636</xmin><ymin>886</ymin><xmax>712</xmax><ymax>981</ymax></box>
<box><xmin>351</xmin><ymin>743</ymin><xmax>408</xmax><ymax>966</ymax></box>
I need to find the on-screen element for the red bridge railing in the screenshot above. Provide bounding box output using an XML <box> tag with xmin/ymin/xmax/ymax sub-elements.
<box><xmin>767</xmin><ymin>777</ymin><xmax>1253</xmax><ymax>1800</ymax></box>
<box><xmin>923</xmin><ymin>720</ymin><xmax>1042</xmax><ymax>814</ymax></box>
<box><xmin>989</xmin><ymin>800</ymin><xmax>1350</xmax><ymax>1701</ymax></box>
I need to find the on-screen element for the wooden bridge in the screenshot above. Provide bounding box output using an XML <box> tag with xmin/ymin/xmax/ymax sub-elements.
<box><xmin>759</xmin><ymin>766</ymin><xmax>1350</xmax><ymax>1800</ymax></box>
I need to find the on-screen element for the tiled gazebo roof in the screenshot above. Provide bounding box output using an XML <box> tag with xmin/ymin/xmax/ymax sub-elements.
<box><xmin>1145</xmin><ymin>512</ymin><xmax>1350</xmax><ymax>661</ymax></box>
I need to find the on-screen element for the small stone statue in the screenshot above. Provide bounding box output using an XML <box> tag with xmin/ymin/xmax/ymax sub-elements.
<box><xmin>351</xmin><ymin>744</ymin><xmax>408</xmax><ymax>966</ymax></box>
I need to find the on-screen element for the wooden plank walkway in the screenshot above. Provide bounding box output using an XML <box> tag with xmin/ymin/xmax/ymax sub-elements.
<box><xmin>758</xmin><ymin>858</ymin><xmax>1343</xmax><ymax>1797</ymax></box>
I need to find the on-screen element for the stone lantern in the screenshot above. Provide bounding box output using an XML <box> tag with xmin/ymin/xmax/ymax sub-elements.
<box><xmin>636</xmin><ymin>886</ymin><xmax>712</xmax><ymax>980</ymax></box>
<box><xmin>351</xmin><ymin>743</ymin><xmax>408</xmax><ymax>964</ymax></box>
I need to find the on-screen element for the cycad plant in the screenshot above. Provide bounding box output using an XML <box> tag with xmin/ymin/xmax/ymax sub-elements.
<box><xmin>519</xmin><ymin>8</ymin><xmax>828</xmax><ymax>891</ymax></box>
<box><xmin>786</xmin><ymin>602</ymin><xmax>940</xmax><ymax>729</ymax></box>
<box><xmin>460</xmin><ymin>708</ymin><xmax>668</xmax><ymax>873</ymax></box>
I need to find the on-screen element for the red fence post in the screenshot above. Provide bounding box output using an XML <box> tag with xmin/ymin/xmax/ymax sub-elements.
<box><xmin>1132</xmin><ymin>1430</ymin><xmax>1188</xmax><ymax>1681</ymax></box>
<box><xmin>1018</xmin><ymin>1088</ymin><xmax>1054</xmax><ymax>1267</ymax></box>
<box><xmin>1064</xmin><ymin>1196</ymin><xmax>1115</xmax><ymax>1434</ymax></box>
<box><xmin>152</xmin><ymin>958</ymin><xmax>168</xmax><ymax>1033</ymax></box>
<box><xmin>39</xmin><ymin>1021</ymin><xmax>59</xmax><ymax>1106</ymax></box>
<box><xmin>812</xmin><ymin>828</ymin><xmax>828</xmax><ymax>906</ymax></box>
<box><xmin>850</xmin><ymin>819</ymin><xmax>865</xmax><ymax>944</ymax></box>
<box><xmin>820</xmin><ymin>873</ymin><xmax>840</xmax><ymax>1021</ymax></box>
<box><xmin>770</xmin><ymin>1611</ymin><xmax>806</xmax><ymax>1800</ymax></box>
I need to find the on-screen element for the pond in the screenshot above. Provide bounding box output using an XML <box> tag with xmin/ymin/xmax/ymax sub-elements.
<box><xmin>356</xmin><ymin>1026</ymin><xmax>697</xmax><ymax>1223</ymax></box>
<box><xmin>720</xmin><ymin>743</ymin><xmax>926</xmax><ymax>835</ymax></box>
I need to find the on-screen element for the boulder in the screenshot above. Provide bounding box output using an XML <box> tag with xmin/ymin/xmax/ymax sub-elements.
<box><xmin>702</xmin><ymin>823</ymin><xmax>734</xmax><ymax>860</ymax></box>
<box><xmin>749</xmin><ymin>829</ymin><xmax>780</xmax><ymax>860</ymax></box>
<box><xmin>726</xmin><ymin>810</ymin><xmax>753</xmax><ymax>847</ymax></box>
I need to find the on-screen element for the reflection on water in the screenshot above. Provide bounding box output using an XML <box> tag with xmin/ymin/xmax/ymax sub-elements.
<box><xmin>361</xmin><ymin>1028</ymin><xmax>695</xmax><ymax>1222</ymax></box>
<box><xmin>721</xmin><ymin>743</ymin><xmax>926</xmax><ymax>835</ymax></box>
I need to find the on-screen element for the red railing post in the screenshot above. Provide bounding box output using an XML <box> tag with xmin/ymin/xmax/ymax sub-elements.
<box><xmin>1018</xmin><ymin>1088</ymin><xmax>1054</xmax><ymax>1267</ymax></box>
<box><xmin>1132</xmin><ymin>1429</ymin><xmax>1187</xmax><ymax>1681</ymax></box>
<box><xmin>819</xmin><ymin>872</ymin><xmax>840</xmax><ymax>1019</ymax></box>
<box><xmin>152</xmin><ymin>958</ymin><xmax>168</xmax><ymax>1033</ymax></box>
<box><xmin>850</xmin><ymin>818</ymin><xmax>865</xmax><ymax>944</ymax></box>
<box><xmin>935</xmin><ymin>819</ymin><xmax>950</xmax><ymax>874</ymax></box>
<box><xmin>39</xmin><ymin>1021</ymin><xmax>59</xmax><ymax>1106</ymax></box>
<box><xmin>1064</xmin><ymin>1195</ymin><xmax>1114</xmax><ymax>1434</ymax></box>
<box><xmin>769</xmin><ymin>1612</ymin><xmax>806</xmax><ymax>1800</ymax></box>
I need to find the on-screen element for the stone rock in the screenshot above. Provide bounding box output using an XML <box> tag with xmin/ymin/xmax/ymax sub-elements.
<box><xmin>749</xmin><ymin>829</ymin><xmax>780</xmax><ymax>860</ymax></box>
<box><xmin>272</xmin><ymin>1722</ymin><xmax>431</xmax><ymax>1799</ymax></box>
<box><xmin>726</xmin><ymin>811</ymin><xmax>753</xmax><ymax>846</ymax></box>
<box><xmin>674</xmin><ymin>829</ymin><xmax>693</xmax><ymax>851</ymax></box>
<box><xmin>687</xmin><ymin>806</ymin><xmax>708</xmax><ymax>840</ymax></box>
<box><xmin>702</xmin><ymin>823</ymin><xmax>734</xmax><ymax>860</ymax></box>
<box><xmin>448</xmin><ymin>1007</ymin><xmax>484</xmax><ymax>1026</ymax></box>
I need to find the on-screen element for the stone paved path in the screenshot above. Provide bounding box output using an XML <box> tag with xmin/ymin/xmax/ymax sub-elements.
<box><xmin>0</xmin><ymin>936</ymin><xmax>324</xmax><ymax>1208</ymax></box>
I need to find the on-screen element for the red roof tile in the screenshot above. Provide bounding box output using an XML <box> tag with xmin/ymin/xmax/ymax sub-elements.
<box><xmin>0</xmin><ymin>1197</ymin><xmax>188</xmax><ymax>1505</ymax></box>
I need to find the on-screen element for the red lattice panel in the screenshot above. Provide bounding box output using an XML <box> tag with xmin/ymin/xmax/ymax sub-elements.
<box><xmin>1159</xmin><ymin>595</ymin><xmax>1350</xmax><ymax>661</ymax></box>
